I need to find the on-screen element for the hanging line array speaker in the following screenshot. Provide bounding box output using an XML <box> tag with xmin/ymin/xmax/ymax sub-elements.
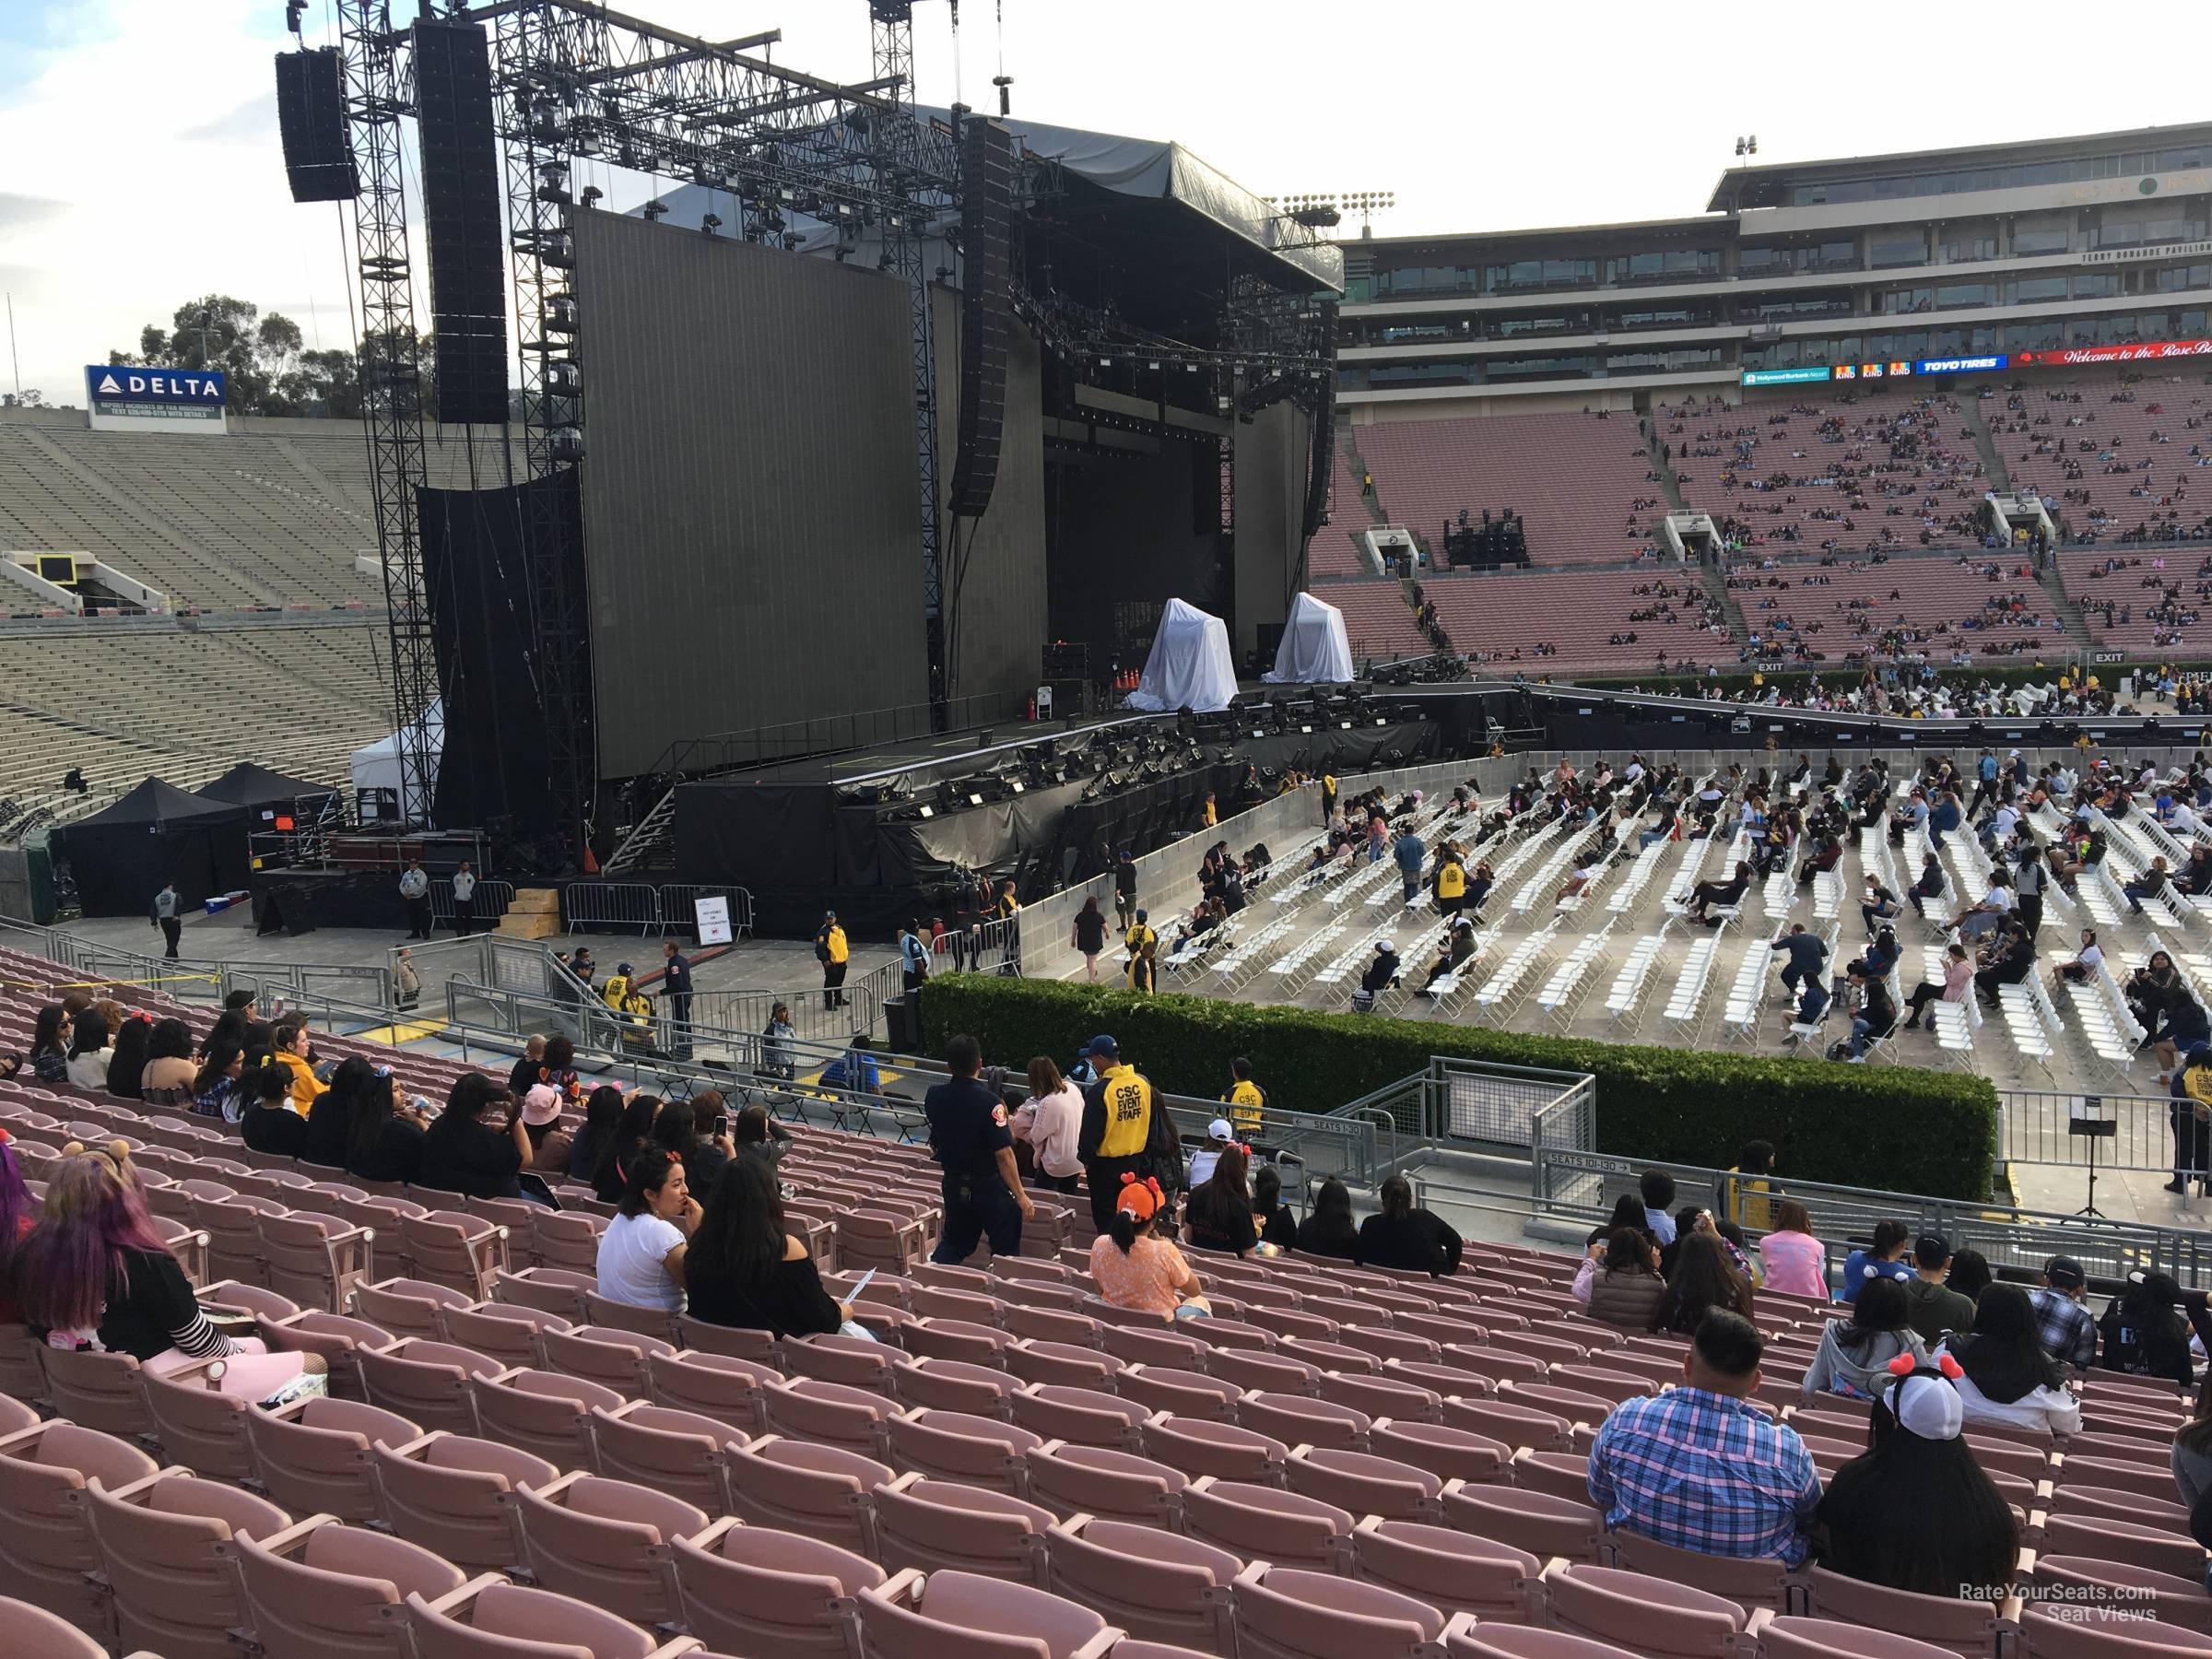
<box><xmin>947</xmin><ymin>117</ymin><xmax>1015</xmax><ymax>520</ymax></box>
<box><xmin>273</xmin><ymin>47</ymin><xmax>358</xmax><ymax>203</ymax></box>
<box><xmin>1300</xmin><ymin>305</ymin><xmax>1339</xmax><ymax>541</ymax></box>
<box><xmin>414</xmin><ymin>19</ymin><xmax>511</xmax><ymax>426</ymax></box>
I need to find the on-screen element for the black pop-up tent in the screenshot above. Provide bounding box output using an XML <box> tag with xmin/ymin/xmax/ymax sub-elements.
<box><xmin>195</xmin><ymin>762</ymin><xmax>338</xmax><ymax>828</ymax></box>
<box><xmin>61</xmin><ymin>777</ymin><xmax>252</xmax><ymax>917</ymax></box>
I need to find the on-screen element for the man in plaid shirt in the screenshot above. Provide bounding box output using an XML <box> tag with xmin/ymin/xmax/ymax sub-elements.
<box><xmin>1588</xmin><ymin>1311</ymin><xmax>1822</xmax><ymax>1566</ymax></box>
<box><xmin>2028</xmin><ymin>1255</ymin><xmax>2099</xmax><ymax>1371</ymax></box>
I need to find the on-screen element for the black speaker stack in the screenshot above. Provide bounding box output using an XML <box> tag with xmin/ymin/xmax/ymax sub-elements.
<box><xmin>413</xmin><ymin>20</ymin><xmax>511</xmax><ymax>427</ymax></box>
<box><xmin>273</xmin><ymin>47</ymin><xmax>358</xmax><ymax>204</ymax></box>
<box><xmin>947</xmin><ymin>118</ymin><xmax>1015</xmax><ymax>520</ymax></box>
<box><xmin>1441</xmin><ymin>509</ymin><xmax>1531</xmax><ymax>571</ymax></box>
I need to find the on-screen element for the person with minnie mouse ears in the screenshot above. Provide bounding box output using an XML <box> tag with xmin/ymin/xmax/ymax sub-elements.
<box><xmin>1089</xmin><ymin>1172</ymin><xmax>1212</xmax><ymax>1322</ymax></box>
<box><xmin>1812</xmin><ymin>1352</ymin><xmax>2021</xmax><ymax>1602</ymax></box>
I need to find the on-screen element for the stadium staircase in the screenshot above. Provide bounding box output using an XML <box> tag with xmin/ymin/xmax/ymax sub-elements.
<box><xmin>1643</xmin><ymin>418</ymin><xmax>1690</xmax><ymax>515</ymax></box>
<box><xmin>1957</xmin><ymin>394</ymin><xmax>2090</xmax><ymax>640</ymax></box>
<box><xmin>1339</xmin><ymin>427</ymin><xmax>1388</xmax><ymax>530</ymax></box>
<box><xmin>1698</xmin><ymin>559</ymin><xmax>1747</xmax><ymax>651</ymax></box>
<box><xmin>1959</xmin><ymin>393</ymin><xmax>2013</xmax><ymax>495</ymax></box>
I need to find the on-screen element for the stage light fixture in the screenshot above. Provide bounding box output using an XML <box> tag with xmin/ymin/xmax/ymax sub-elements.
<box><xmin>968</xmin><ymin>791</ymin><xmax>985</xmax><ymax>806</ymax></box>
<box><xmin>918</xmin><ymin>804</ymin><xmax>934</xmax><ymax>818</ymax></box>
<box><xmin>641</xmin><ymin>199</ymin><xmax>668</xmax><ymax>221</ymax></box>
<box><xmin>579</xmin><ymin>185</ymin><xmax>603</xmax><ymax>208</ymax></box>
<box><xmin>700</xmin><ymin>213</ymin><xmax>722</xmax><ymax>236</ymax></box>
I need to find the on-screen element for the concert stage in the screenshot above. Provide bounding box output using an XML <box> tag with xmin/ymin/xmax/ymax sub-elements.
<box><xmin>674</xmin><ymin>697</ymin><xmax>1443</xmax><ymax>934</ymax></box>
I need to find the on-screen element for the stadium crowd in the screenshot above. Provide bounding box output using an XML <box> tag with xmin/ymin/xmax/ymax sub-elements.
<box><xmin>6</xmin><ymin>971</ymin><xmax>2212</xmax><ymax>1628</ymax></box>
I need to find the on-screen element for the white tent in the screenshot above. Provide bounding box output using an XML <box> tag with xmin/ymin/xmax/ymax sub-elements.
<box><xmin>1125</xmin><ymin>599</ymin><xmax>1238</xmax><ymax>713</ymax></box>
<box><xmin>1263</xmin><ymin>591</ymin><xmax>1355</xmax><ymax>684</ymax></box>
<box><xmin>349</xmin><ymin>700</ymin><xmax>445</xmax><ymax>826</ymax></box>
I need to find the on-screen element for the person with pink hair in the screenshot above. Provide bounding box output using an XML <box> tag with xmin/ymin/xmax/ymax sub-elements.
<box><xmin>13</xmin><ymin>1143</ymin><xmax>325</xmax><ymax>1404</ymax></box>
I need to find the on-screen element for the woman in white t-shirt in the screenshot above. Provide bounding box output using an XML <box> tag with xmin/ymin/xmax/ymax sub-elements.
<box><xmin>2052</xmin><ymin>927</ymin><xmax>2105</xmax><ymax>990</ymax></box>
<box><xmin>595</xmin><ymin>1148</ymin><xmax>699</xmax><ymax>1313</ymax></box>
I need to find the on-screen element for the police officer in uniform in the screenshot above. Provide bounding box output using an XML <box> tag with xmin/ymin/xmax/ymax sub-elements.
<box><xmin>1078</xmin><ymin>1035</ymin><xmax>1158</xmax><ymax>1236</ymax></box>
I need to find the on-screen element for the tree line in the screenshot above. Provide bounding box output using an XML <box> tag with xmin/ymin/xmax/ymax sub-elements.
<box><xmin>106</xmin><ymin>294</ymin><xmax>439</xmax><ymax>420</ymax></box>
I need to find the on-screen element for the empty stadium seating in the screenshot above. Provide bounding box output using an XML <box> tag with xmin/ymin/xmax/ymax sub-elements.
<box><xmin>1355</xmin><ymin>412</ymin><xmax>1666</xmax><ymax>565</ymax></box>
<box><xmin>0</xmin><ymin>623</ymin><xmax>388</xmax><ymax>827</ymax></box>
<box><xmin>0</xmin><ymin>408</ymin><xmax>518</xmax><ymax>612</ymax></box>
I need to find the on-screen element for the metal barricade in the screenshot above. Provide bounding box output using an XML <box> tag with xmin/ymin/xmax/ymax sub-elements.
<box><xmin>1527</xmin><ymin>1146</ymin><xmax>2212</xmax><ymax>1290</ymax></box>
<box><xmin>429</xmin><ymin>877</ymin><xmax>513</xmax><ymax>928</ymax></box>
<box><xmin>691</xmin><ymin>986</ymin><xmax>880</xmax><ymax>1047</ymax></box>
<box><xmin>1999</xmin><ymin>1087</ymin><xmax>2183</xmax><ymax>1174</ymax></box>
<box><xmin>562</xmin><ymin>882</ymin><xmax>663</xmax><ymax>934</ymax></box>
<box><xmin>657</xmin><ymin>885</ymin><xmax>755</xmax><ymax>942</ymax></box>
<box><xmin>1430</xmin><ymin>1057</ymin><xmax>1593</xmax><ymax>1151</ymax></box>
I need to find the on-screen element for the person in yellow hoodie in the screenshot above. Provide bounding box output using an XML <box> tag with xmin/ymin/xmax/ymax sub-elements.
<box><xmin>1433</xmin><ymin>849</ymin><xmax>1468</xmax><ymax>918</ymax></box>
<box><xmin>267</xmin><ymin>1017</ymin><xmax>327</xmax><ymax>1117</ymax></box>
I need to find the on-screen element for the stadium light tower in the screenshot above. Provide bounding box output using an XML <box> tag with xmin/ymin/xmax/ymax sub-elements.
<box><xmin>1735</xmin><ymin>135</ymin><xmax>1759</xmax><ymax>158</ymax></box>
<box><xmin>1265</xmin><ymin>190</ymin><xmax>1396</xmax><ymax>239</ymax></box>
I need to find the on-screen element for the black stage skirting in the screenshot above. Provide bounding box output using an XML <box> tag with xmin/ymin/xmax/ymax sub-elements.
<box><xmin>250</xmin><ymin>869</ymin><xmax>412</xmax><ymax>936</ymax></box>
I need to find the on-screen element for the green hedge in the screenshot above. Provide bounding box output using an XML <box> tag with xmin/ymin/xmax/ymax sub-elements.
<box><xmin>920</xmin><ymin>973</ymin><xmax>1997</xmax><ymax>1201</ymax></box>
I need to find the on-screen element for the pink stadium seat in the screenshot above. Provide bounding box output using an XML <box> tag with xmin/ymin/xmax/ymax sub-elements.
<box><xmin>247</xmin><ymin>1394</ymin><xmax>423</xmax><ymax>1523</ymax></box>
<box><xmin>232</xmin><ymin>1516</ymin><xmax>470</xmax><ymax>1659</ymax></box>
<box><xmin>511</xmin><ymin>1471</ymin><xmax>709</xmax><ymax>1627</ymax></box>
<box><xmin>1229</xmin><ymin>1559</ymin><xmax>1452</xmax><ymax>1659</ymax></box>
<box><xmin>871</xmin><ymin>1473</ymin><xmax>1055</xmax><ymax>1585</ymax></box>
<box><xmin>80</xmin><ymin>1468</ymin><xmax>291</xmax><ymax>1659</ymax></box>
<box><xmin>671</xmin><ymin>1517</ymin><xmax>884</xmax><ymax>1658</ymax></box>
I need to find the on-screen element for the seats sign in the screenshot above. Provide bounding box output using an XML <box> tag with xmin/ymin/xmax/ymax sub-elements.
<box><xmin>84</xmin><ymin>365</ymin><xmax>229</xmax><ymax>434</ymax></box>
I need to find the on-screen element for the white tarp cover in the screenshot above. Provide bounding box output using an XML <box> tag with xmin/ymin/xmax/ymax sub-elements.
<box><xmin>1126</xmin><ymin>599</ymin><xmax>1238</xmax><ymax>713</ymax></box>
<box><xmin>349</xmin><ymin>700</ymin><xmax>445</xmax><ymax>825</ymax></box>
<box><xmin>1265</xmin><ymin>591</ymin><xmax>1356</xmax><ymax>684</ymax></box>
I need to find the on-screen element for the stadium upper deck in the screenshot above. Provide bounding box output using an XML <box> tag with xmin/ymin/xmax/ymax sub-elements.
<box><xmin>1336</xmin><ymin>122</ymin><xmax>2212</xmax><ymax>417</ymax></box>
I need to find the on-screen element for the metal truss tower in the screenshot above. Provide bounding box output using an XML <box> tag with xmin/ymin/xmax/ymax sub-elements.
<box><xmin>869</xmin><ymin>1</ymin><xmax>948</xmax><ymax>722</ymax></box>
<box><xmin>338</xmin><ymin>0</ymin><xmax>436</xmax><ymax>827</ymax></box>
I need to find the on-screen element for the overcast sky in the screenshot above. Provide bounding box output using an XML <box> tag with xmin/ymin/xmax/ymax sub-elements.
<box><xmin>2</xmin><ymin>0</ymin><xmax>2205</xmax><ymax>403</ymax></box>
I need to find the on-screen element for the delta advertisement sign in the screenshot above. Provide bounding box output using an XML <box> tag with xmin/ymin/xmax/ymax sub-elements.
<box><xmin>2012</xmin><ymin>338</ymin><xmax>2212</xmax><ymax>368</ymax></box>
<box><xmin>84</xmin><ymin>365</ymin><xmax>228</xmax><ymax>434</ymax></box>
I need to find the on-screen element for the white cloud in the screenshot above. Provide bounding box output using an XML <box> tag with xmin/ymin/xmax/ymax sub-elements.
<box><xmin>2</xmin><ymin>0</ymin><xmax>2206</xmax><ymax>404</ymax></box>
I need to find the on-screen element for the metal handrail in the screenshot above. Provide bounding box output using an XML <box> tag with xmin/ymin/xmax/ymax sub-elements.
<box><xmin>1528</xmin><ymin>1145</ymin><xmax>2212</xmax><ymax>1288</ymax></box>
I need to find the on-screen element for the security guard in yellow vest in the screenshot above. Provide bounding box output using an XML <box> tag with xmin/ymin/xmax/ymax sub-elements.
<box><xmin>1434</xmin><ymin>853</ymin><xmax>1468</xmax><ymax>917</ymax></box>
<box><xmin>601</xmin><ymin>963</ymin><xmax>636</xmax><ymax>1009</ymax></box>
<box><xmin>1078</xmin><ymin>1035</ymin><xmax>1158</xmax><ymax>1234</ymax></box>
<box><xmin>1123</xmin><ymin>911</ymin><xmax>1157</xmax><ymax>988</ymax></box>
<box><xmin>1223</xmin><ymin>1056</ymin><xmax>1265</xmax><ymax>1138</ymax></box>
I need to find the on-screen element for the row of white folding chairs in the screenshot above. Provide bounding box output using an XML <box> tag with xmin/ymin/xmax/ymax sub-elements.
<box><xmin>1603</xmin><ymin>932</ymin><xmax>1668</xmax><ymax>1033</ymax></box>
<box><xmin>1660</xmin><ymin>933</ymin><xmax>1722</xmax><ymax>1031</ymax></box>
<box><xmin>1310</xmin><ymin>923</ymin><xmax>1397</xmax><ymax>992</ymax></box>
<box><xmin>1471</xmin><ymin>923</ymin><xmax>1559</xmax><ymax>1016</ymax></box>
<box><xmin>1509</xmin><ymin>819</ymin><xmax>1603</xmax><ymax>914</ymax></box>
<box><xmin>1605</xmin><ymin>836</ymin><xmax>1673</xmax><ymax>914</ymax></box>
<box><xmin>1261</xmin><ymin>921</ymin><xmax>1347</xmax><ymax>991</ymax></box>
<box><xmin>1995</xmin><ymin>970</ymin><xmax>2063</xmax><ymax>1076</ymax></box>
<box><xmin>1206</xmin><ymin>918</ymin><xmax>1295</xmax><ymax>992</ymax></box>
<box><xmin>2062</xmin><ymin>949</ymin><xmax>2149</xmax><ymax>1081</ymax></box>
<box><xmin>1718</xmin><ymin>933</ymin><xmax>1777</xmax><ymax>1044</ymax></box>
<box><xmin>1534</xmin><ymin>921</ymin><xmax>1615</xmax><ymax>1030</ymax></box>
